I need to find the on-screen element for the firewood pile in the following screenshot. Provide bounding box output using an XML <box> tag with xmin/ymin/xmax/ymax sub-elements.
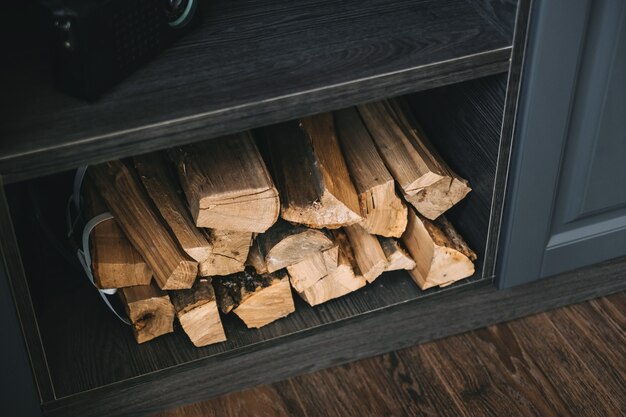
<box><xmin>83</xmin><ymin>99</ymin><xmax>476</xmax><ymax>346</ymax></box>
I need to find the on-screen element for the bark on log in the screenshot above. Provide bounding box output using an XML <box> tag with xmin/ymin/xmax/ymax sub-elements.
<box><xmin>215</xmin><ymin>269</ymin><xmax>295</xmax><ymax>328</ymax></box>
<box><xmin>378</xmin><ymin>236</ymin><xmax>416</xmax><ymax>272</ymax></box>
<box><xmin>262</xmin><ymin>114</ymin><xmax>362</xmax><ymax>229</ymax></box>
<box><xmin>170</xmin><ymin>278</ymin><xmax>226</xmax><ymax>347</ymax></box>
<box><xmin>256</xmin><ymin>220</ymin><xmax>335</xmax><ymax>273</ymax></box>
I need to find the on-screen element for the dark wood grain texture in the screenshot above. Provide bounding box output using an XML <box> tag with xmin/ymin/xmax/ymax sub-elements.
<box><xmin>39</xmin><ymin>255</ymin><xmax>626</xmax><ymax>417</ymax></box>
<box><xmin>155</xmin><ymin>291</ymin><xmax>626</xmax><ymax>417</ymax></box>
<box><xmin>0</xmin><ymin>182</ymin><xmax>54</xmax><ymax>403</ymax></box>
<box><xmin>0</xmin><ymin>0</ymin><xmax>511</xmax><ymax>183</ymax></box>
<box><xmin>467</xmin><ymin>325</ymin><xmax>573</xmax><ymax>417</ymax></box>
<box><xmin>506</xmin><ymin>314</ymin><xmax>622</xmax><ymax>416</ymax></box>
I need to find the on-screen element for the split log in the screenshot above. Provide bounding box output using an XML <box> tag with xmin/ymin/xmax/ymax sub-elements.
<box><xmin>358</xmin><ymin>100</ymin><xmax>471</xmax><ymax>220</ymax></box>
<box><xmin>134</xmin><ymin>152</ymin><xmax>212</xmax><ymax>263</ymax></box>
<box><xmin>82</xmin><ymin>180</ymin><xmax>152</xmax><ymax>288</ymax></box>
<box><xmin>256</xmin><ymin>220</ymin><xmax>335</xmax><ymax>273</ymax></box>
<box><xmin>378</xmin><ymin>236</ymin><xmax>416</xmax><ymax>271</ymax></box>
<box><xmin>245</xmin><ymin>241</ymin><xmax>268</xmax><ymax>274</ymax></box>
<box><xmin>286</xmin><ymin>245</ymin><xmax>339</xmax><ymax>293</ymax></box>
<box><xmin>299</xmin><ymin>230</ymin><xmax>366</xmax><ymax>306</ymax></box>
<box><xmin>119</xmin><ymin>282</ymin><xmax>175</xmax><ymax>344</ymax></box>
<box><xmin>199</xmin><ymin>229</ymin><xmax>253</xmax><ymax>277</ymax></box>
<box><xmin>263</xmin><ymin>114</ymin><xmax>362</xmax><ymax>229</ymax></box>
<box><xmin>169</xmin><ymin>132</ymin><xmax>279</xmax><ymax>233</ymax></box>
<box><xmin>216</xmin><ymin>269</ymin><xmax>295</xmax><ymax>328</ymax></box>
<box><xmin>170</xmin><ymin>278</ymin><xmax>226</xmax><ymax>347</ymax></box>
<box><xmin>88</xmin><ymin>161</ymin><xmax>198</xmax><ymax>290</ymax></box>
<box><xmin>335</xmin><ymin>108</ymin><xmax>407</xmax><ymax>237</ymax></box>
<box><xmin>401</xmin><ymin>209</ymin><xmax>477</xmax><ymax>289</ymax></box>
<box><xmin>343</xmin><ymin>223</ymin><xmax>387</xmax><ymax>283</ymax></box>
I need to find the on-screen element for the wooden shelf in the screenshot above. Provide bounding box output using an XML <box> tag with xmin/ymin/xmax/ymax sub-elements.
<box><xmin>3</xmin><ymin>74</ymin><xmax>508</xmax><ymax>416</ymax></box>
<box><xmin>0</xmin><ymin>0</ymin><xmax>512</xmax><ymax>183</ymax></box>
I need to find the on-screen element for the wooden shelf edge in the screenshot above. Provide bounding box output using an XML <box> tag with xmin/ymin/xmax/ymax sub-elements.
<box><xmin>1</xmin><ymin>49</ymin><xmax>510</xmax><ymax>184</ymax></box>
<box><xmin>41</xmin><ymin>255</ymin><xmax>626</xmax><ymax>417</ymax></box>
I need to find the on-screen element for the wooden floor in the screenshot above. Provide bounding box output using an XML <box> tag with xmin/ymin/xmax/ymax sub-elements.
<box><xmin>154</xmin><ymin>292</ymin><xmax>626</xmax><ymax>417</ymax></box>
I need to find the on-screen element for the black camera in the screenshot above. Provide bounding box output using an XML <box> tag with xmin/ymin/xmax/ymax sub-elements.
<box><xmin>40</xmin><ymin>0</ymin><xmax>201</xmax><ymax>99</ymax></box>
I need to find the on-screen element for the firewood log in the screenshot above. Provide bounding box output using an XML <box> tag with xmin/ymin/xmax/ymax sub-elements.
<box><xmin>170</xmin><ymin>278</ymin><xmax>226</xmax><ymax>347</ymax></box>
<box><xmin>335</xmin><ymin>108</ymin><xmax>407</xmax><ymax>237</ymax></box>
<box><xmin>262</xmin><ymin>114</ymin><xmax>362</xmax><ymax>229</ymax></box>
<box><xmin>286</xmin><ymin>245</ymin><xmax>339</xmax><ymax>293</ymax></box>
<box><xmin>378</xmin><ymin>236</ymin><xmax>416</xmax><ymax>272</ymax></box>
<box><xmin>298</xmin><ymin>230</ymin><xmax>366</xmax><ymax>306</ymax></box>
<box><xmin>215</xmin><ymin>269</ymin><xmax>295</xmax><ymax>328</ymax></box>
<box><xmin>82</xmin><ymin>180</ymin><xmax>152</xmax><ymax>288</ymax></box>
<box><xmin>134</xmin><ymin>152</ymin><xmax>212</xmax><ymax>263</ymax></box>
<box><xmin>255</xmin><ymin>220</ymin><xmax>335</xmax><ymax>273</ymax></box>
<box><xmin>343</xmin><ymin>223</ymin><xmax>388</xmax><ymax>283</ymax></box>
<box><xmin>198</xmin><ymin>229</ymin><xmax>252</xmax><ymax>277</ymax></box>
<box><xmin>401</xmin><ymin>209</ymin><xmax>477</xmax><ymax>289</ymax></box>
<box><xmin>119</xmin><ymin>282</ymin><xmax>175</xmax><ymax>344</ymax></box>
<box><xmin>169</xmin><ymin>132</ymin><xmax>279</xmax><ymax>233</ymax></box>
<box><xmin>245</xmin><ymin>241</ymin><xmax>269</xmax><ymax>274</ymax></box>
<box><xmin>89</xmin><ymin>161</ymin><xmax>198</xmax><ymax>290</ymax></box>
<box><xmin>359</xmin><ymin>100</ymin><xmax>471</xmax><ymax>220</ymax></box>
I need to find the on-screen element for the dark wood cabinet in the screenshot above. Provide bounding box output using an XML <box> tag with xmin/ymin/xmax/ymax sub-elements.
<box><xmin>1</xmin><ymin>1</ymin><xmax>625</xmax><ymax>416</ymax></box>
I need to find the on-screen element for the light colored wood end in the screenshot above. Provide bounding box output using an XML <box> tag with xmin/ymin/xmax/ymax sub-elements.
<box><xmin>234</xmin><ymin>277</ymin><xmax>295</xmax><ymax>328</ymax></box>
<box><xmin>178</xmin><ymin>300</ymin><xmax>226</xmax><ymax>347</ymax></box>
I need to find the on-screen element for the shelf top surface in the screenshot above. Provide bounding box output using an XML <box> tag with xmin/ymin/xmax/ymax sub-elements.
<box><xmin>0</xmin><ymin>0</ymin><xmax>510</xmax><ymax>183</ymax></box>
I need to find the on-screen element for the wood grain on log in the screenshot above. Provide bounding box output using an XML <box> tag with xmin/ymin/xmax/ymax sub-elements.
<box><xmin>299</xmin><ymin>230</ymin><xmax>366</xmax><ymax>306</ymax></box>
<box><xmin>344</xmin><ymin>223</ymin><xmax>388</xmax><ymax>283</ymax></box>
<box><xmin>169</xmin><ymin>132</ymin><xmax>279</xmax><ymax>233</ymax></box>
<box><xmin>82</xmin><ymin>180</ymin><xmax>153</xmax><ymax>288</ymax></box>
<box><xmin>359</xmin><ymin>100</ymin><xmax>471</xmax><ymax>219</ymax></box>
<box><xmin>215</xmin><ymin>269</ymin><xmax>295</xmax><ymax>328</ymax></box>
<box><xmin>170</xmin><ymin>278</ymin><xmax>226</xmax><ymax>347</ymax></box>
<box><xmin>335</xmin><ymin>108</ymin><xmax>407</xmax><ymax>237</ymax></box>
<box><xmin>198</xmin><ymin>229</ymin><xmax>252</xmax><ymax>277</ymax></box>
<box><xmin>378</xmin><ymin>236</ymin><xmax>416</xmax><ymax>272</ymax></box>
<box><xmin>119</xmin><ymin>282</ymin><xmax>175</xmax><ymax>344</ymax></box>
<box><xmin>134</xmin><ymin>152</ymin><xmax>212</xmax><ymax>262</ymax></box>
<box><xmin>88</xmin><ymin>161</ymin><xmax>198</xmax><ymax>289</ymax></box>
<box><xmin>256</xmin><ymin>220</ymin><xmax>335</xmax><ymax>273</ymax></box>
<box><xmin>286</xmin><ymin>245</ymin><xmax>339</xmax><ymax>293</ymax></box>
<box><xmin>401</xmin><ymin>209</ymin><xmax>477</xmax><ymax>289</ymax></box>
<box><xmin>263</xmin><ymin>115</ymin><xmax>362</xmax><ymax>229</ymax></box>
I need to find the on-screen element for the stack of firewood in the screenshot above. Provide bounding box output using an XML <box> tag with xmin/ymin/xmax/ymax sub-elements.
<box><xmin>84</xmin><ymin>99</ymin><xmax>476</xmax><ymax>346</ymax></box>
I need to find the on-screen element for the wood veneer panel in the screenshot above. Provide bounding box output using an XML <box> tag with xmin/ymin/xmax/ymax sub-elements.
<box><xmin>0</xmin><ymin>0</ymin><xmax>511</xmax><ymax>183</ymax></box>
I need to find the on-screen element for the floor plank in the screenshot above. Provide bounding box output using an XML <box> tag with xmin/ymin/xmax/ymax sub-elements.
<box><xmin>506</xmin><ymin>313</ymin><xmax>623</xmax><ymax>417</ymax></box>
<box><xmin>286</xmin><ymin>350</ymin><xmax>465</xmax><ymax>417</ymax></box>
<box><xmin>154</xmin><ymin>292</ymin><xmax>626</xmax><ymax>417</ymax></box>
<box><xmin>466</xmin><ymin>325</ymin><xmax>573</xmax><ymax>417</ymax></box>
<box><xmin>546</xmin><ymin>301</ymin><xmax>626</xmax><ymax>407</ymax></box>
<box><xmin>150</xmin><ymin>383</ymin><xmax>305</xmax><ymax>417</ymax></box>
<box><xmin>419</xmin><ymin>333</ymin><xmax>538</xmax><ymax>417</ymax></box>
